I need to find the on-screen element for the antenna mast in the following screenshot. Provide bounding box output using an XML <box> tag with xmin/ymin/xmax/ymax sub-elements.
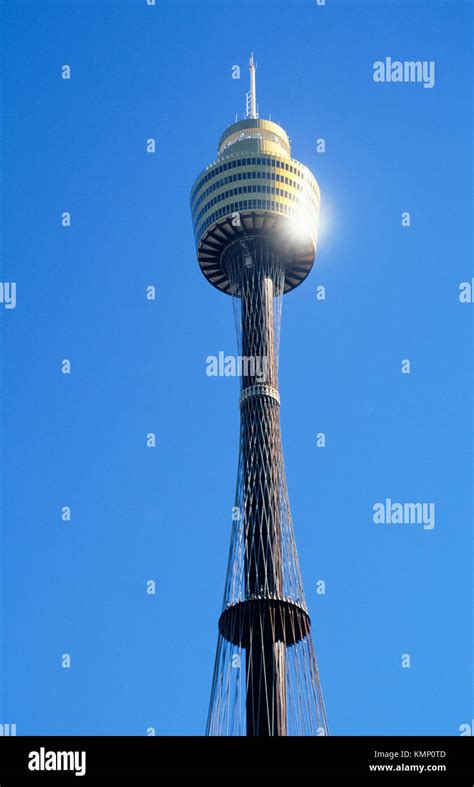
<box><xmin>248</xmin><ymin>52</ymin><xmax>258</xmax><ymax>119</ymax></box>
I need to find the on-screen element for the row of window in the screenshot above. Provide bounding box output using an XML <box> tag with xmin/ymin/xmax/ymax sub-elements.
<box><xmin>192</xmin><ymin>169</ymin><xmax>320</xmax><ymax>215</ymax></box>
<box><xmin>195</xmin><ymin>199</ymin><xmax>305</xmax><ymax>242</ymax></box>
<box><xmin>194</xmin><ymin>184</ymin><xmax>316</xmax><ymax>226</ymax></box>
<box><xmin>220</xmin><ymin>128</ymin><xmax>289</xmax><ymax>156</ymax></box>
<box><xmin>191</xmin><ymin>156</ymin><xmax>317</xmax><ymax>203</ymax></box>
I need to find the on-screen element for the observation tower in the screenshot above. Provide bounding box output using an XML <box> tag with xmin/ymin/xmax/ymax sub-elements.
<box><xmin>190</xmin><ymin>54</ymin><xmax>328</xmax><ymax>736</ymax></box>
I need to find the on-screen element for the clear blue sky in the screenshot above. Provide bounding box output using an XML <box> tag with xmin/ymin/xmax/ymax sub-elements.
<box><xmin>0</xmin><ymin>0</ymin><xmax>472</xmax><ymax>736</ymax></box>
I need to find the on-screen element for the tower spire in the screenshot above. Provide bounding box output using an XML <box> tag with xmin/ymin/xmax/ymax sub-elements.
<box><xmin>249</xmin><ymin>52</ymin><xmax>258</xmax><ymax>119</ymax></box>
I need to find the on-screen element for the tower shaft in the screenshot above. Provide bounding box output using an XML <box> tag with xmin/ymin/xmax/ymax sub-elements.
<box><xmin>240</xmin><ymin>267</ymin><xmax>285</xmax><ymax>735</ymax></box>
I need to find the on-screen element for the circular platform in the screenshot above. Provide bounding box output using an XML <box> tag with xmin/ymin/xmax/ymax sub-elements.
<box><xmin>196</xmin><ymin>210</ymin><xmax>317</xmax><ymax>295</ymax></box>
<box><xmin>218</xmin><ymin>597</ymin><xmax>311</xmax><ymax>647</ymax></box>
